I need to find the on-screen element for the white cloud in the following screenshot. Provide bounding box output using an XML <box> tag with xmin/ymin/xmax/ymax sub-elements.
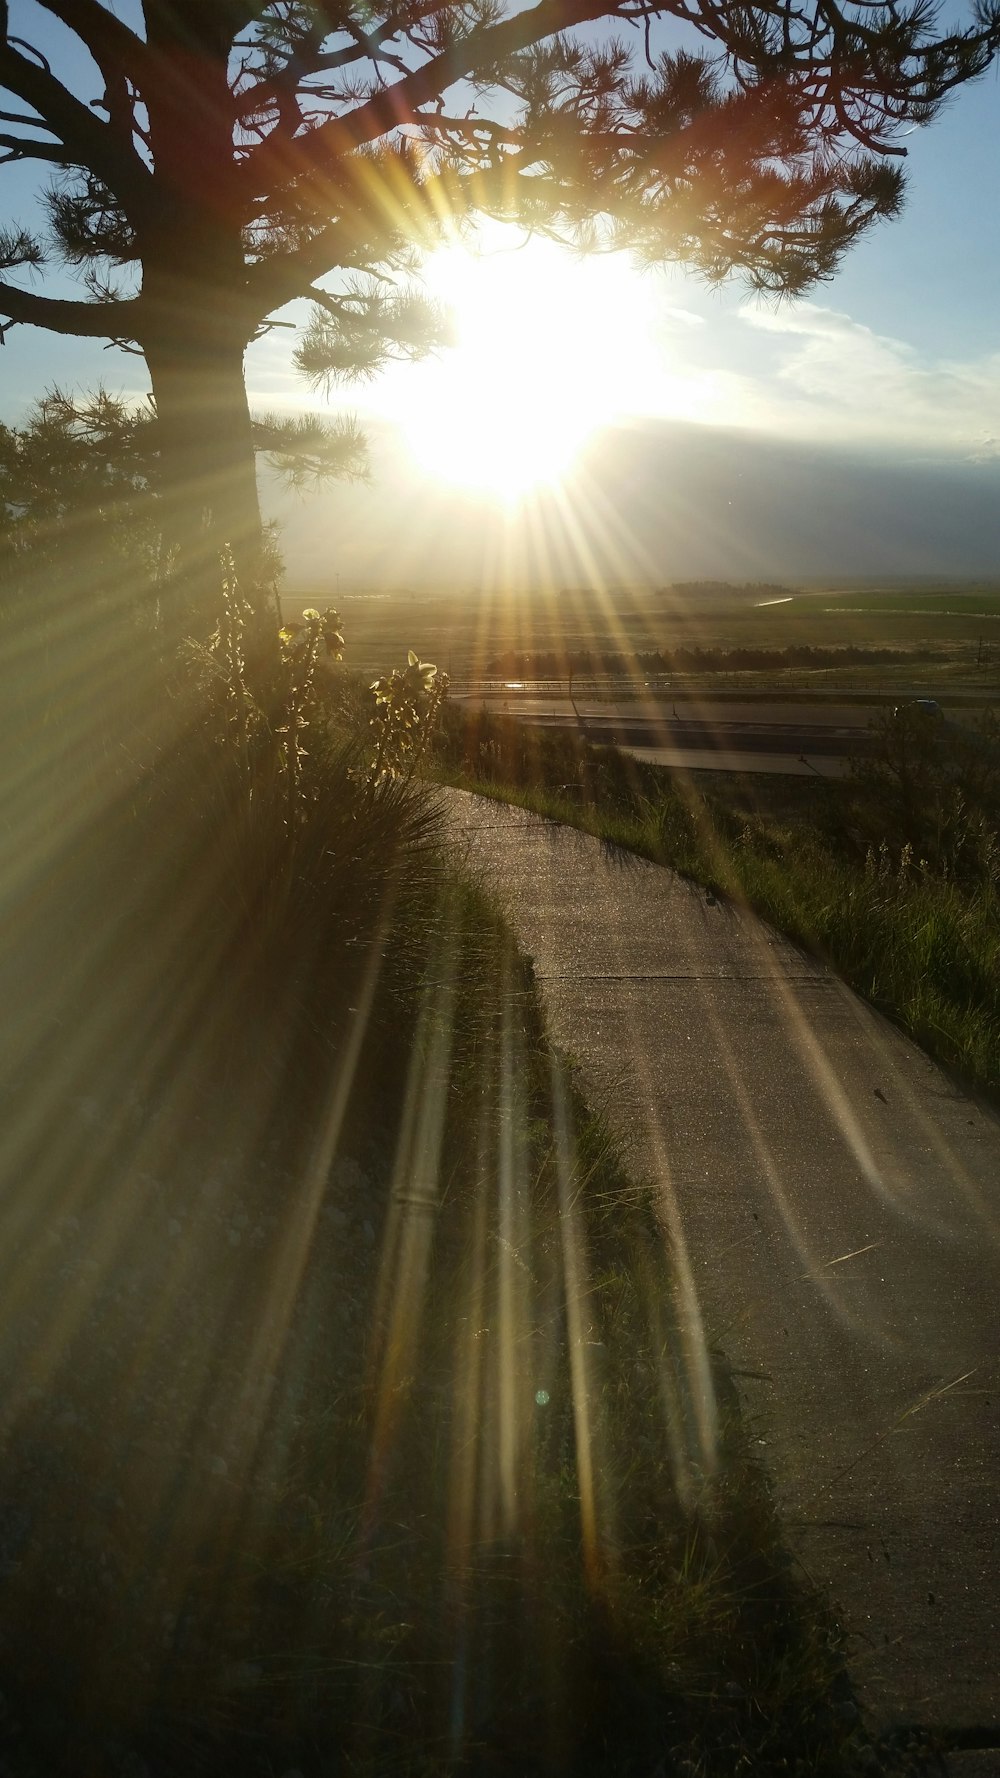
<box><xmin>739</xmin><ymin>302</ymin><xmax>1000</xmax><ymax>460</ymax></box>
<box><xmin>658</xmin><ymin>305</ymin><xmax>707</xmax><ymax>329</ymax></box>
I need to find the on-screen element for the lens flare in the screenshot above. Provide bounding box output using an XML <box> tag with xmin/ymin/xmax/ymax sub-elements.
<box><xmin>394</xmin><ymin>233</ymin><xmax>661</xmax><ymax>498</ymax></box>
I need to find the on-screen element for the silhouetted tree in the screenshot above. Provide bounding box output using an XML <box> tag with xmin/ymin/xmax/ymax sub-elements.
<box><xmin>0</xmin><ymin>385</ymin><xmax>367</xmax><ymax>622</ymax></box>
<box><xmin>1</xmin><ymin>0</ymin><xmax>997</xmax><ymax>638</ymax></box>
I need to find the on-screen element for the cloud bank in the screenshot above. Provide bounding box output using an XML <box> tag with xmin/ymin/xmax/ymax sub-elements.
<box><xmin>734</xmin><ymin>303</ymin><xmax>1000</xmax><ymax>462</ymax></box>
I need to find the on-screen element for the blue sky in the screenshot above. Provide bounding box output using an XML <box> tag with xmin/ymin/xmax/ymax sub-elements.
<box><xmin>2</xmin><ymin>3</ymin><xmax>999</xmax><ymax>580</ymax></box>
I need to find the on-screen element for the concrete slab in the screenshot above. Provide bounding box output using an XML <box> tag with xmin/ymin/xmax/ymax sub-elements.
<box><xmin>623</xmin><ymin>743</ymin><xmax>849</xmax><ymax>776</ymax></box>
<box><xmin>444</xmin><ymin>792</ymin><xmax>1000</xmax><ymax>1737</ymax></box>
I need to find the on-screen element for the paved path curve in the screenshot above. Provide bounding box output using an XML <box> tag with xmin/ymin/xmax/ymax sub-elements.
<box><xmin>445</xmin><ymin>791</ymin><xmax>1000</xmax><ymax>1738</ymax></box>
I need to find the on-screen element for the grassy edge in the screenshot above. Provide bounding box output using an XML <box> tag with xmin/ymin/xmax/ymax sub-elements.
<box><xmin>0</xmin><ymin>622</ymin><xmax>956</xmax><ymax>1778</ymax></box>
<box><xmin>0</xmin><ymin>845</ymin><xmax>867</xmax><ymax>1778</ymax></box>
<box><xmin>430</xmin><ymin>885</ymin><xmax>879</xmax><ymax>1777</ymax></box>
<box><xmin>433</xmin><ymin>761</ymin><xmax>1000</xmax><ymax>1100</ymax></box>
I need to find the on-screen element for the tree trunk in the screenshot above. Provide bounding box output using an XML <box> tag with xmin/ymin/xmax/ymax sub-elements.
<box><xmin>144</xmin><ymin>306</ymin><xmax>272</xmax><ymax>651</ymax></box>
<box><xmin>139</xmin><ymin>12</ymin><xmax>275</xmax><ymax>660</ymax></box>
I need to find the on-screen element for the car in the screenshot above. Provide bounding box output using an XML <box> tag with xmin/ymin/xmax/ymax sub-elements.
<box><xmin>893</xmin><ymin>698</ymin><xmax>943</xmax><ymax>721</ymax></box>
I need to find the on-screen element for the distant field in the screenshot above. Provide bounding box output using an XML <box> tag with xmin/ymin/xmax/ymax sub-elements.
<box><xmin>281</xmin><ymin>581</ymin><xmax>1000</xmax><ymax>688</ymax></box>
<box><xmin>801</xmin><ymin>588</ymin><xmax>1000</xmax><ymax>617</ymax></box>
<box><xmin>800</xmin><ymin>590</ymin><xmax>996</xmax><ymax>618</ymax></box>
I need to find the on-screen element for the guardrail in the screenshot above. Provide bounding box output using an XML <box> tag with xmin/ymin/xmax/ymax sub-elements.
<box><xmin>455</xmin><ymin>678</ymin><xmax>643</xmax><ymax>696</ymax></box>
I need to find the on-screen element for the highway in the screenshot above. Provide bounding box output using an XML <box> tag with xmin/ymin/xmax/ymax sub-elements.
<box><xmin>454</xmin><ymin>692</ymin><xmax>886</xmax><ymax>774</ymax></box>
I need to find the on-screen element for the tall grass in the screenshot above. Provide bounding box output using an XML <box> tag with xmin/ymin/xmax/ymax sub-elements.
<box><xmin>0</xmin><ymin>566</ymin><xmax>870</xmax><ymax>1774</ymax></box>
<box><xmin>0</xmin><ymin>875</ymin><xmax>865</xmax><ymax>1775</ymax></box>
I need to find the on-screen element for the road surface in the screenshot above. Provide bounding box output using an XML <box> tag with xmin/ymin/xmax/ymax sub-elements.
<box><xmin>623</xmin><ymin>743</ymin><xmax>849</xmax><ymax>778</ymax></box>
<box><xmin>456</xmin><ymin>693</ymin><xmax>990</xmax><ymax>776</ymax></box>
<box><xmin>455</xmin><ymin>694</ymin><xmax>886</xmax><ymax>774</ymax></box>
<box><xmin>457</xmin><ymin>694</ymin><xmax>883</xmax><ymax>728</ymax></box>
<box><xmin>445</xmin><ymin>790</ymin><xmax>1000</xmax><ymax>1740</ymax></box>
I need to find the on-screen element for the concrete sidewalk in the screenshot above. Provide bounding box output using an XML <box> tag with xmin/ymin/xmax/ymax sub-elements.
<box><xmin>445</xmin><ymin>791</ymin><xmax>1000</xmax><ymax>1742</ymax></box>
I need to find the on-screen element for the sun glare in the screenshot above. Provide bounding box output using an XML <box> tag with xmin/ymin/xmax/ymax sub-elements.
<box><xmin>391</xmin><ymin>231</ymin><xmax>661</xmax><ymax>499</ymax></box>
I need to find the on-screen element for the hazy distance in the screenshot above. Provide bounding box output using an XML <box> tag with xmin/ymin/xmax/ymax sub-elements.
<box><xmin>271</xmin><ymin>416</ymin><xmax>1000</xmax><ymax>593</ymax></box>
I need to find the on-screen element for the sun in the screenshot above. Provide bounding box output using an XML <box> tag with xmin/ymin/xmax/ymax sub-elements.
<box><xmin>390</xmin><ymin>230</ymin><xmax>654</xmax><ymax>499</ymax></box>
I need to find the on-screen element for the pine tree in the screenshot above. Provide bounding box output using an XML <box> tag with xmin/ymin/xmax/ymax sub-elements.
<box><xmin>1</xmin><ymin>0</ymin><xmax>996</xmax><ymax>636</ymax></box>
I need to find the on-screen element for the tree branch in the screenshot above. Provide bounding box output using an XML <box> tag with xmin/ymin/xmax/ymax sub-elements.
<box><xmin>0</xmin><ymin>105</ymin><xmax>54</xmax><ymax>126</ymax></box>
<box><xmin>0</xmin><ymin>131</ymin><xmax>71</xmax><ymax>164</ymax></box>
<box><xmin>0</xmin><ymin>34</ymin><xmax>152</xmax><ymax>211</ymax></box>
<box><xmin>33</xmin><ymin>0</ymin><xmax>153</xmax><ymax>85</ymax></box>
<box><xmin>245</xmin><ymin>220</ymin><xmax>380</xmax><ymax>318</ymax></box>
<box><xmin>420</xmin><ymin>113</ymin><xmax>525</xmax><ymax>148</ymax></box>
<box><xmin>0</xmin><ymin>278</ymin><xmax>139</xmax><ymax>337</ymax></box>
<box><xmin>244</xmin><ymin>0</ymin><xmax>612</xmax><ymax>183</ymax></box>
<box><xmin>235</xmin><ymin>0</ymin><xmax>447</xmax><ymax>116</ymax></box>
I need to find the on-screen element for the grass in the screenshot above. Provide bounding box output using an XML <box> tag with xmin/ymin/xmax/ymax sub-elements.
<box><xmin>433</xmin><ymin>708</ymin><xmax>1000</xmax><ymax>1096</ymax></box>
<box><xmin>0</xmin><ymin>587</ymin><xmax>880</xmax><ymax>1776</ymax></box>
<box><xmin>0</xmin><ymin>907</ymin><xmax>872</xmax><ymax>1777</ymax></box>
<box><xmin>812</xmin><ymin>589</ymin><xmax>1000</xmax><ymax>617</ymax></box>
<box><xmin>280</xmin><ymin>580</ymin><xmax>1000</xmax><ymax>688</ymax></box>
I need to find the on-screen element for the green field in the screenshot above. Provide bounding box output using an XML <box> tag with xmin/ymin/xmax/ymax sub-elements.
<box><xmin>282</xmin><ymin>580</ymin><xmax>1000</xmax><ymax>690</ymax></box>
<box><xmin>805</xmin><ymin>588</ymin><xmax>1000</xmax><ymax>617</ymax></box>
